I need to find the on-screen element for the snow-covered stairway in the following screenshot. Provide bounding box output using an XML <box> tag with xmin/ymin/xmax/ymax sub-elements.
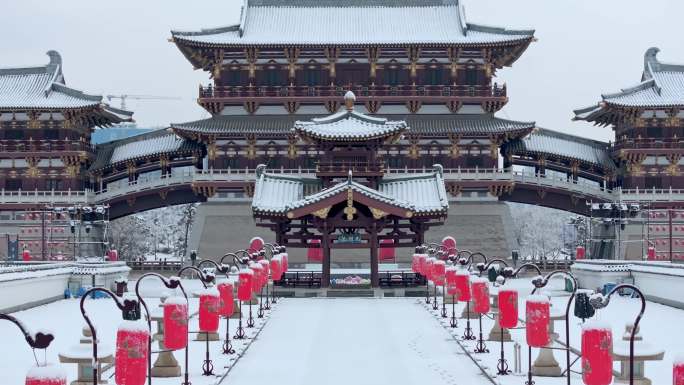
<box><xmin>224</xmin><ymin>298</ymin><xmax>489</xmax><ymax>385</ymax></box>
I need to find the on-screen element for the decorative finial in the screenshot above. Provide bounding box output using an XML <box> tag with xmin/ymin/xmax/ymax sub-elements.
<box><xmin>46</xmin><ymin>50</ymin><xmax>62</xmax><ymax>66</ymax></box>
<box><xmin>643</xmin><ymin>47</ymin><xmax>661</xmax><ymax>79</ymax></box>
<box><xmin>344</xmin><ymin>91</ymin><xmax>356</xmax><ymax>111</ymax></box>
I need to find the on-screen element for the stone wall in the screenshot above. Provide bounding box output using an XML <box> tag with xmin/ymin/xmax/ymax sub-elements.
<box><xmin>188</xmin><ymin>200</ymin><xmax>519</xmax><ymax>265</ymax></box>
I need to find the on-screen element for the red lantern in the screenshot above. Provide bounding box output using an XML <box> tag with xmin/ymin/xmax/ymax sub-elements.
<box><xmin>576</xmin><ymin>246</ymin><xmax>585</xmax><ymax>260</ymax></box>
<box><xmin>581</xmin><ymin>323</ymin><xmax>613</xmax><ymax>385</ymax></box>
<box><xmin>526</xmin><ymin>295</ymin><xmax>550</xmax><ymax>348</ymax></box>
<box><xmin>445</xmin><ymin>267</ymin><xmax>457</xmax><ymax>286</ymax></box>
<box><xmin>237</xmin><ymin>269</ymin><xmax>254</xmax><ymax>302</ymax></box>
<box><xmin>249</xmin><ymin>263</ymin><xmax>263</xmax><ymax>292</ymax></box>
<box><xmin>281</xmin><ymin>252</ymin><xmax>289</xmax><ymax>272</ymax></box>
<box><xmin>411</xmin><ymin>253</ymin><xmax>419</xmax><ymax>273</ymax></box>
<box><xmin>163</xmin><ymin>296</ymin><xmax>188</xmax><ymax>350</ymax></box>
<box><xmin>432</xmin><ymin>261</ymin><xmax>446</xmax><ymax>286</ymax></box>
<box><xmin>249</xmin><ymin>236</ymin><xmax>264</xmax><ymax>253</ymax></box>
<box><xmin>217</xmin><ymin>282</ymin><xmax>235</xmax><ymax>317</ymax></box>
<box><xmin>674</xmin><ymin>358</ymin><xmax>684</xmax><ymax>385</ymax></box>
<box><xmin>417</xmin><ymin>254</ymin><xmax>427</xmax><ymax>276</ymax></box>
<box><xmin>22</xmin><ymin>249</ymin><xmax>31</xmax><ymax>261</ymax></box>
<box><xmin>441</xmin><ymin>236</ymin><xmax>457</xmax><ymax>257</ymax></box>
<box><xmin>270</xmin><ymin>256</ymin><xmax>283</xmax><ymax>281</ymax></box>
<box><xmin>115</xmin><ymin>320</ymin><xmax>149</xmax><ymax>385</ymax></box>
<box><xmin>25</xmin><ymin>365</ymin><xmax>67</xmax><ymax>385</ymax></box>
<box><xmin>498</xmin><ymin>289</ymin><xmax>518</xmax><ymax>329</ymax></box>
<box><xmin>425</xmin><ymin>258</ymin><xmax>435</xmax><ymax>281</ymax></box>
<box><xmin>259</xmin><ymin>259</ymin><xmax>270</xmax><ymax>286</ymax></box>
<box><xmin>647</xmin><ymin>247</ymin><xmax>656</xmax><ymax>260</ymax></box>
<box><xmin>454</xmin><ymin>270</ymin><xmax>471</xmax><ymax>302</ymax></box>
<box><xmin>471</xmin><ymin>278</ymin><xmax>490</xmax><ymax>314</ymax></box>
<box><xmin>198</xmin><ymin>288</ymin><xmax>220</xmax><ymax>333</ymax></box>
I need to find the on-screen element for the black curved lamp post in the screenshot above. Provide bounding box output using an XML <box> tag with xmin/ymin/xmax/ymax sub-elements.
<box><xmin>221</xmin><ymin>252</ymin><xmax>250</xmax><ymax>339</ymax></box>
<box><xmin>262</xmin><ymin>242</ymin><xmax>280</xmax><ymax>308</ymax></box>
<box><xmin>134</xmin><ymin>273</ymin><xmax>186</xmax><ymax>385</ymax></box>
<box><xmin>589</xmin><ymin>284</ymin><xmax>646</xmax><ymax>385</ymax></box>
<box><xmin>525</xmin><ymin>270</ymin><xmax>578</xmax><ymax>385</ymax></box>
<box><xmin>479</xmin><ymin>259</ymin><xmax>512</xmax><ymax>374</ymax></box>
<box><xmin>256</xmin><ymin>250</ymin><xmax>267</xmax><ymax>318</ymax></box>
<box><xmin>177</xmin><ymin>266</ymin><xmax>214</xmax><ymax>377</ymax></box>
<box><xmin>197</xmin><ymin>259</ymin><xmax>236</xmax><ymax>355</ymax></box>
<box><xmin>235</xmin><ymin>249</ymin><xmax>257</xmax><ymax>328</ymax></box>
<box><xmin>0</xmin><ymin>313</ymin><xmax>55</xmax><ymax>372</ymax></box>
<box><xmin>79</xmin><ymin>287</ymin><xmax>141</xmax><ymax>385</ymax></box>
<box><xmin>457</xmin><ymin>252</ymin><xmax>487</xmax><ymax>341</ymax></box>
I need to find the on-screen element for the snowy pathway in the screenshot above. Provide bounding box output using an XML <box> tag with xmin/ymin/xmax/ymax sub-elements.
<box><xmin>226</xmin><ymin>298</ymin><xmax>488</xmax><ymax>385</ymax></box>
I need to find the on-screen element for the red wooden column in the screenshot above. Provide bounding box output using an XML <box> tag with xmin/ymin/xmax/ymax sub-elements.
<box><xmin>322</xmin><ymin>226</ymin><xmax>331</xmax><ymax>288</ymax></box>
<box><xmin>370</xmin><ymin>223</ymin><xmax>379</xmax><ymax>287</ymax></box>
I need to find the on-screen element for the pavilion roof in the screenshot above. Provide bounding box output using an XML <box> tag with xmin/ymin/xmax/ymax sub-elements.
<box><xmin>0</xmin><ymin>51</ymin><xmax>133</xmax><ymax>124</ymax></box>
<box><xmin>252</xmin><ymin>165</ymin><xmax>448</xmax><ymax>218</ymax></box>
<box><xmin>171</xmin><ymin>113</ymin><xmax>534</xmax><ymax>138</ymax></box>
<box><xmin>91</xmin><ymin>128</ymin><xmax>201</xmax><ymax>171</ymax></box>
<box><xmin>575</xmin><ymin>48</ymin><xmax>684</xmax><ymax>124</ymax></box>
<box><xmin>293</xmin><ymin>95</ymin><xmax>407</xmax><ymax>141</ymax></box>
<box><xmin>504</xmin><ymin>128</ymin><xmax>616</xmax><ymax>170</ymax></box>
<box><xmin>171</xmin><ymin>0</ymin><xmax>534</xmax><ymax>48</ymax></box>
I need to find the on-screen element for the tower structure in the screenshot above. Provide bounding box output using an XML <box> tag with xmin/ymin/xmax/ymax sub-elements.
<box><xmin>171</xmin><ymin>0</ymin><xmax>535</xmax><ymax>260</ymax></box>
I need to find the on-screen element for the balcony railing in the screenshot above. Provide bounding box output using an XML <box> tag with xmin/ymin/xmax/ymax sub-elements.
<box><xmin>0</xmin><ymin>189</ymin><xmax>90</xmax><ymax>205</ymax></box>
<box><xmin>317</xmin><ymin>161</ymin><xmax>385</xmax><ymax>175</ymax></box>
<box><xmin>199</xmin><ymin>83</ymin><xmax>506</xmax><ymax>100</ymax></box>
<box><xmin>0</xmin><ymin>139</ymin><xmax>93</xmax><ymax>154</ymax></box>
<box><xmin>612</xmin><ymin>137</ymin><xmax>684</xmax><ymax>151</ymax></box>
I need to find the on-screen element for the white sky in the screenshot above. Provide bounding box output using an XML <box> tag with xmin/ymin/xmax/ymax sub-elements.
<box><xmin>2</xmin><ymin>0</ymin><xmax>683</xmax><ymax>142</ymax></box>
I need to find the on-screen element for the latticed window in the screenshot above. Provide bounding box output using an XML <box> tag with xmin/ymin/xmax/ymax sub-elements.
<box><xmin>465</xmin><ymin>66</ymin><xmax>478</xmax><ymax>85</ymax></box>
<box><xmin>427</xmin><ymin>67</ymin><xmax>443</xmax><ymax>85</ymax></box>
<box><xmin>305</xmin><ymin>69</ymin><xmax>320</xmax><ymax>86</ymax></box>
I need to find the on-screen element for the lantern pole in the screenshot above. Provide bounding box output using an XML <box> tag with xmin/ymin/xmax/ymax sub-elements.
<box><xmin>457</xmin><ymin>253</ymin><xmax>486</xmax><ymax>341</ymax></box>
<box><xmin>419</xmin><ymin>245</ymin><xmax>431</xmax><ymax>304</ymax></box>
<box><xmin>589</xmin><ymin>284</ymin><xmax>646</xmax><ymax>385</ymax></box>
<box><xmin>478</xmin><ymin>258</ymin><xmax>510</xmax><ymax>277</ymax></box>
<box><xmin>525</xmin><ymin>270</ymin><xmax>577</xmax><ymax>385</ymax></box>
<box><xmin>262</xmin><ymin>243</ymin><xmax>279</xmax><ymax>309</ymax></box>
<box><xmin>79</xmin><ymin>288</ymin><xmax>141</xmax><ymax>385</ymax></box>
<box><xmin>221</xmin><ymin>253</ymin><xmax>249</xmax><ymax>340</ymax></box>
<box><xmin>177</xmin><ymin>266</ymin><xmax>214</xmax><ymax>380</ymax></box>
<box><xmin>483</xmin><ymin>260</ymin><xmax>514</xmax><ymax>375</ymax></box>
<box><xmin>256</xmin><ymin>251</ymin><xmax>266</xmax><ymax>318</ymax></box>
<box><xmin>134</xmin><ymin>273</ymin><xmax>185</xmax><ymax>385</ymax></box>
<box><xmin>447</xmin><ymin>255</ymin><xmax>458</xmax><ymax>328</ymax></box>
<box><xmin>236</xmin><ymin>250</ymin><xmax>257</xmax><ymax>327</ymax></box>
<box><xmin>197</xmin><ymin>259</ymin><xmax>236</xmax><ymax>355</ymax></box>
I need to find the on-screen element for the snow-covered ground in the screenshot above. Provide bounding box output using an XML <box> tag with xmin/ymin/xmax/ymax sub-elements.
<box><xmin>226</xmin><ymin>298</ymin><xmax>490</xmax><ymax>385</ymax></box>
<box><xmin>0</xmin><ymin>279</ymin><xmax>271</xmax><ymax>385</ymax></box>
<box><xmin>3</xmin><ymin>276</ymin><xmax>683</xmax><ymax>385</ymax></box>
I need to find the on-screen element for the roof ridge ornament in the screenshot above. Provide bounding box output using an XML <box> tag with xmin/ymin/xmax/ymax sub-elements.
<box><xmin>643</xmin><ymin>47</ymin><xmax>660</xmax><ymax>81</ymax></box>
<box><xmin>344</xmin><ymin>91</ymin><xmax>356</xmax><ymax>111</ymax></box>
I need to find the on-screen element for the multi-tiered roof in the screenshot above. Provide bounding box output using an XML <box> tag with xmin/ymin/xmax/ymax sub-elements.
<box><xmin>0</xmin><ymin>51</ymin><xmax>132</xmax><ymax>126</ymax></box>
<box><xmin>574</xmin><ymin>47</ymin><xmax>684</xmax><ymax>125</ymax></box>
<box><xmin>172</xmin><ymin>0</ymin><xmax>534</xmax><ymax>50</ymax></box>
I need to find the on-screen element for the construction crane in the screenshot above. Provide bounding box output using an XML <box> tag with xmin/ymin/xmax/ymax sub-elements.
<box><xmin>106</xmin><ymin>94</ymin><xmax>181</xmax><ymax>110</ymax></box>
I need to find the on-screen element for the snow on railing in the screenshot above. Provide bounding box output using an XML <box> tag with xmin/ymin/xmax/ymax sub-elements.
<box><xmin>620</xmin><ymin>186</ymin><xmax>684</xmax><ymax>202</ymax></box>
<box><xmin>0</xmin><ymin>189</ymin><xmax>90</xmax><ymax>205</ymax></box>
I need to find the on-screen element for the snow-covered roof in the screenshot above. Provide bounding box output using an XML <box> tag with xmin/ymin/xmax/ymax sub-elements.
<box><xmin>171</xmin><ymin>0</ymin><xmax>534</xmax><ymax>47</ymax></box>
<box><xmin>294</xmin><ymin>96</ymin><xmax>407</xmax><ymax>141</ymax></box>
<box><xmin>505</xmin><ymin>128</ymin><xmax>616</xmax><ymax>170</ymax></box>
<box><xmin>171</xmin><ymin>114</ymin><xmax>534</xmax><ymax>138</ymax></box>
<box><xmin>0</xmin><ymin>51</ymin><xmax>133</xmax><ymax>123</ymax></box>
<box><xmin>575</xmin><ymin>48</ymin><xmax>684</xmax><ymax>122</ymax></box>
<box><xmin>91</xmin><ymin>128</ymin><xmax>201</xmax><ymax>171</ymax></box>
<box><xmin>252</xmin><ymin>165</ymin><xmax>448</xmax><ymax>217</ymax></box>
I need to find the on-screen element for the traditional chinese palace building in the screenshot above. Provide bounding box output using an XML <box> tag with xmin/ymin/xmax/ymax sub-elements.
<box><xmin>3</xmin><ymin>1</ymin><xmax>684</xmax><ymax>263</ymax></box>
<box><xmin>168</xmin><ymin>0</ymin><xmax>536</xmax><ymax>260</ymax></box>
